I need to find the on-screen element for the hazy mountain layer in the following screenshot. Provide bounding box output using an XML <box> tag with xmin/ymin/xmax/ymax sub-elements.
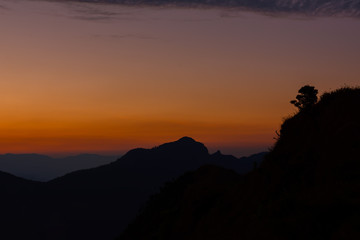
<box><xmin>0</xmin><ymin>154</ymin><xmax>118</xmax><ymax>181</ymax></box>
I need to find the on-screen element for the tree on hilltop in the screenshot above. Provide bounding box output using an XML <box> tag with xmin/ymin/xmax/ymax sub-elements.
<box><xmin>290</xmin><ymin>85</ymin><xmax>318</xmax><ymax>111</ymax></box>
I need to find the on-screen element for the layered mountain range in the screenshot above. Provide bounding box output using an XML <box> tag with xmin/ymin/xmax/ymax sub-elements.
<box><xmin>0</xmin><ymin>154</ymin><xmax>117</xmax><ymax>181</ymax></box>
<box><xmin>2</xmin><ymin>87</ymin><xmax>358</xmax><ymax>239</ymax></box>
<box><xmin>0</xmin><ymin>137</ymin><xmax>264</xmax><ymax>240</ymax></box>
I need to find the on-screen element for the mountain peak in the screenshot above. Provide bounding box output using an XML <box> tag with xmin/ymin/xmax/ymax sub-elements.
<box><xmin>213</xmin><ymin>150</ymin><xmax>222</xmax><ymax>155</ymax></box>
<box><xmin>155</xmin><ymin>137</ymin><xmax>209</xmax><ymax>157</ymax></box>
<box><xmin>116</xmin><ymin>137</ymin><xmax>209</xmax><ymax>165</ymax></box>
<box><xmin>176</xmin><ymin>136</ymin><xmax>196</xmax><ymax>143</ymax></box>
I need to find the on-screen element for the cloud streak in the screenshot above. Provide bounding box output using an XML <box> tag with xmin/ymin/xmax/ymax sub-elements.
<box><xmin>92</xmin><ymin>33</ymin><xmax>155</xmax><ymax>40</ymax></box>
<box><xmin>57</xmin><ymin>0</ymin><xmax>360</xmax><ymax>17</ymax></box>
<box><xmin>0</xmin><ymin>3</ymin><xmax>9</xmax><ymax>11</ymax></box>
<box><xmin>67</xmin><ymin>3</ymin><xmax>121</xmax><ymax>20</ymax></box>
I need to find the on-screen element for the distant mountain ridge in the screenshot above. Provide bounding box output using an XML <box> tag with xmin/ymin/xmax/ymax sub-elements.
<box><xmin>0</xmin><ymin>153</ymin><xmax>118</xmax><ymax>181</ymax></box>
<box><xmin>0</xmin><ymin>137</ymin><xmax>265</xmax><ymax>240</ymax></box>
<box><xmin>66</xmin><ymin>0</ymin><xmax>360</xmax><ymax>16</ymax></box>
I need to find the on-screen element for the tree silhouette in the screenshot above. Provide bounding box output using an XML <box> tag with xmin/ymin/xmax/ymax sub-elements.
<box><xmin>290</xmin><ymin>85</ymin><xmax>318</xmax><ymax>111</ymax></box>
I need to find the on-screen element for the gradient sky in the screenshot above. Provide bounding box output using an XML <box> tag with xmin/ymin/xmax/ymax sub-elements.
<box><xmin>0</xmin><ymin>0</ymin><xmax>359</xmax><ymax>157</ymax></box>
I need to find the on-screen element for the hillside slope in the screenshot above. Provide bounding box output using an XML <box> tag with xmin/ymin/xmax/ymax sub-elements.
<box><xmin>119</xmin><ymin>87</ymin><xmax>360</xmax><ymax>240</ymax></box>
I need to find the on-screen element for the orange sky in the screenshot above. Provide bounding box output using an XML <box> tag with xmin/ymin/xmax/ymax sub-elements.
<box><xmin>0</xmin><ymin>1</ymin><xmax>359</xmax><ymax>156</ymax></box>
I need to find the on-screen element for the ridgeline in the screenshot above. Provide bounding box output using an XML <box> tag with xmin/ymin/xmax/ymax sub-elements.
<box><xmin>119</xmin><ymin>87</ymin><xmax>360</xmax><ymax>240</ymax></box>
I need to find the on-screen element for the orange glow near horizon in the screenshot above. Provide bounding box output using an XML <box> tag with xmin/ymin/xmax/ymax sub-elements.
<box><xmin>0</xmin><ymin>1</ymin><xmax>359</xmax><ymax>157</ymax></box>
<box><xmin>0</xmin><ymin>116</ymin><xmax>276</xmax><ymax>156</ymax></box>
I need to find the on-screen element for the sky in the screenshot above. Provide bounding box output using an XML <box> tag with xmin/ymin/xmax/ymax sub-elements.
<box><xmin>0</xmin><ymin>0</ymin><xmax>359</xmax><ymax>157</ymax></box>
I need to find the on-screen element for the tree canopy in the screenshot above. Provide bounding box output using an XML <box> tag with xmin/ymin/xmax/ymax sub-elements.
<box><xmin>290</xmin><ymin>85</ymin><xmax>318</xmax><ymax>111</ymax></box>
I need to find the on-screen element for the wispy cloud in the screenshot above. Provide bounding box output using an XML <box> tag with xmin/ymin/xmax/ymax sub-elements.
<box><xmin>40</xmin><ymin>1</ymin><xmax>144</xmax><ymax>22</ymax></box>
<box><xmin>0</xmin><ymin>3</ymin><xmax>9</xmax><ymax>11</ymax></box>
<box><xmin>92</xmin><ymin>33</ymin><xmax>156</xmax><ymax>40</ymax></box>
<box><xmin>68</xmin><ymin>3</ymin><xmax>120</xmax><ymax>21</ymax></box>
<box><xmin>52</xmin><ymin>0</ymin><xmax>360</xmax><ymax>17</ymax></box>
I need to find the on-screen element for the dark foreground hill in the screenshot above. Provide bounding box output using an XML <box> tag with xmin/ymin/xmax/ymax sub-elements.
<box><xmin>118</xmin><ymin>87</ymin><xmax>360</xmax><ymax>240</ymax></box>
<box><xmin>0</xmin><ymin>170</ymin><xmax>39</xmax><ymax>192</ymax></box>
<box><xmin>0</xmin><ymin>137</ymin><xmax>263</xmax><ymax>240</ymax></box>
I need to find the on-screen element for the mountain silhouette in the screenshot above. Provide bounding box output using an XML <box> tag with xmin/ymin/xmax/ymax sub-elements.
<box><xmin>0</xmin><ymin>136</ymin><xmax>263</xmax><ymax>240</ymax></box>
<box><xmin>210</xmin><ymin>150</ymin><xmax>264</xmax><ymax>173</ymax></box>
<box><xmin>0</xmin><ymin>170</ymin><xmax>38</xmax><ymax>192</ymax></box>
<box><xmin>118</xmin><ymin>87</ymin><xmax>360</xmax><ymax>240</ymax></box>
<box><xmin>0</xmin><ymin>153</ymin><xmax>117</xmax><ymax>181</ymax></box>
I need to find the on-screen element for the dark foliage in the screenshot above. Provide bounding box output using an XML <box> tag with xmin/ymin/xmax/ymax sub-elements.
<box><xmin>118</xmin><ymin>87</ymin><xmax>360</xmax><ymax>240</ymax></box>
<box><xmin>290</xmin><ymin>85</ymin><xmax>318</xmax><ymax>111</ymax></box>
